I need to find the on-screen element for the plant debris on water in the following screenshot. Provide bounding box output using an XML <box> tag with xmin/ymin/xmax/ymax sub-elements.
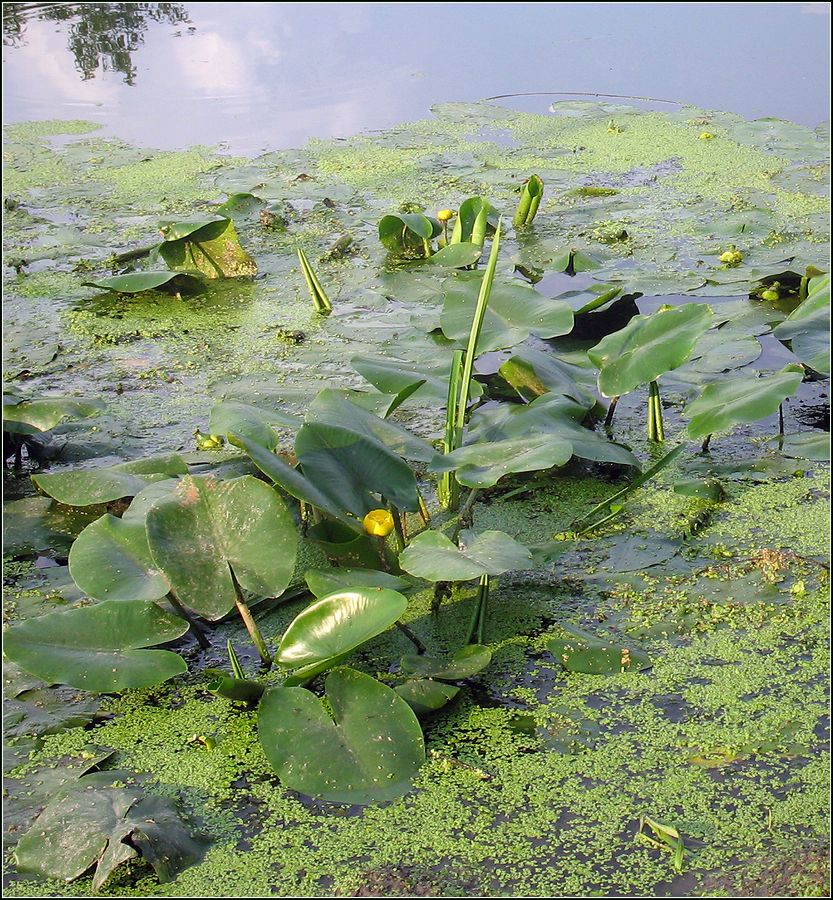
<box><xmin>2</xmin><ymin>98</ymin><xmax>830</xmax><ymax>898</ymax></box>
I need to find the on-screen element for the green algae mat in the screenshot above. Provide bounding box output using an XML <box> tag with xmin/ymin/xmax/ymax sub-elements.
<box><xmin>2</xmin><ymin>101</ymin><xmax>831</xmax><ymax>897</ymax></box>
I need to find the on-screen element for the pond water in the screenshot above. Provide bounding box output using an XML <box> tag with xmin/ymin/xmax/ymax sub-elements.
<box><xmin>3</xmin><ymin>1</ymin><xmax>830</xmax><ymax>154</ymax></box>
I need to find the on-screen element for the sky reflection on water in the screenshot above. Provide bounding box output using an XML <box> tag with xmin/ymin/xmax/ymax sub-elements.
<box><xmin>2</xmin><ymin>2</ymin><xmax>830</xmax><ymax>154</ymax></box>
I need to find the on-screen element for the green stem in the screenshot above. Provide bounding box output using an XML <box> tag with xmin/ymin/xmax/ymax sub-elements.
<box><xmin>451</xmin><ymin>488</ymin><xmax>480</xmax><ymax>544</ymax></box>
<box><xmin>701</xmin><ymin>434</ymin><xmax>712</xmax><ymax>453</ymax></box>
<box><xmin>167</xmin><ymin>590</ymin><xmax>210</xmax><ymax>650</ymax></box>
<box><xmin>395</xmin><ymin>621</ymin><xmax>427</xmax><ymax>654</ymax></box>
<box><xmin>229</xmin><ymin>565</ymin><xmax>272</xmax><ymax>668</ymax></box>
<box><xmin>464</xmin><ymin>575</ymin><xmax>490</xmax><ymax>645</ymax></box>
<box><xmin>455</xmin><ymin>222</ymin><xmax>502</xmax><ymax>439</ymax></box>
<box><xmin>439</xmin><ymin>349</ymin><xmax>465</xmax><ymax>510</ymax></box>
<box><xmin>604</xmin><ymin>395</ymin><xmax>620</xmax><ymax>431</ymax></box>
<box><xmin>389</xmin><ymin>503</ymin><xmax>406</xmax><ymax>553</ymax></box>
<box><xmin>476</xmin><ymin>575</ymin><xmax>490</xmax><ymax>645</ymax></box>
<box><xmin>647</xmin><ymin>380</ymin><xmax>665</xmax><ymax>443</ymax></box>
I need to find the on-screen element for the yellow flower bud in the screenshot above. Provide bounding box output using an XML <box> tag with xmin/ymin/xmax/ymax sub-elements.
<box><xmin>719</xmin><ymin>249</ymin><xmax>743</xmax><ymax>267</ymax></box>
<box><xmin>363</xmin><ymin>508</ymin><xmax>395</xmax><ymax>537</ymax></box>
<box><xmin>437</xmin><ymin>209</ymin><xmax>455</xmax><ymax>222</ymax></box>
<box><xmin>699</xmin><ymin>132</ymin><xmax>716</xmax><ymax>140</ymax></box>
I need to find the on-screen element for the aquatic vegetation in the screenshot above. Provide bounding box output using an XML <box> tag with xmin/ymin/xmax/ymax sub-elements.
<box><xmin>512</xmin><ymin>174</ymin><xmax>544</xmax><ymax>227</ymax></box>
<box><xmin>2</xmin><ymin>100</ymin><xmax>830</xmax><ymax>896</ymax></box>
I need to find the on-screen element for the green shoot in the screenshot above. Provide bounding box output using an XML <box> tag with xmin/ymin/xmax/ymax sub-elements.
<box><xmin>513</xmin><ymin>175</ymin><xmax>544</xmax><ymax>227</ymax></box>
<box><xmin>297</xmin><ymin>246</ymin><xmax>332</xmax><ymax>315</ymax></box>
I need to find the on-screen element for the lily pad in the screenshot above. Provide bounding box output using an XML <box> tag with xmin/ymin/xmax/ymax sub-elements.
<box><xmin>32</xmin><ymin>454</ymin><xmax>188</xmax><ymax>507</ymax></box>
<box><xmin>3</xmin><ymin>601</ymin><xmax>189</xmax><ymax>692</ymax></box>
<box><xmin>208</xmin><ymin>400</ymin><xmax>300</xmax><ymax>450</ymax></box>
<box><xmin>399</xmin><ymin>529</ymin><xmax>532</xmax><ymax>582</ymax></box>
<box><xmin>277</xmin><ymin>588</ymin><xmax>408</xmax><ymax>670</ymax></box>
<box><xmin>304</xmin><ymin>568</ymin><xmax>411</xmax><ymax>598</ymax></box>
<box><xmin>68</xmin><ymin>514</ymin><xmax>169</xmax><ymax>602</ymax></box>
<box><xmin>15</xmin><ymin>782</ymin><xmax>205</xmax><ymax>890</ymax></box>
<box><xmin>394</xmin><ymin>680</ymin><xmax>460</xmax><ymax>716</ymax></box>
<box><xmin>158</xmin><ymin>216</ymin><xmax>257</xmax><ymax>278</ymax></box>
<box><xmin>258</xmin><ymin>667</ymin><xmax>424</xmax><ymax>804</ymax></box>
<box><xmin>81</xmin><ymin>271</ymin><xmax>205</xmax><ymax>295</ymax></box>
<box><xmin>548</xmin><ymin>633</ymin><xmax>651</xmax><ymax>674</ymax></box>
<box><xmin>431</xmin><ymin>433</ymin><xmax>572</xmax><ymax>488</ymax></box>
<box><xmin>146</xmin><ymin>475</ymin><xmax>297</xmax><ymax>620</ymax></box>
<box><xmin>295</xmin><ymin>423</ymin><xmax>420</xmax><ymax>514</ymax></box>
<box><xmin>399</xmin><ymin>644</ymin><xmax>492</xmax><ymax>681</ymax></box>
<box><xmin>2</xmin><ymin>396</ymin><xmax>104</xmax><ymax>433</ymax></box>
<box><xmin>773</xmin><ymin>273</ymin><xmax>830</xmax><ymax>375</ymax></box>
<box><xmin>685</xmin><ymin>364</ymin><xmax>805</xmax><ymax>438</ymax></box>
<box><xmin>589</xmin><ymin>303</ymin><xmax>713</xmax><ymax>397</ymax></box>
<box><xmin>440</xmin><ymin>273</ymin><xmax>574</xmax><ymax>352</ymax></box>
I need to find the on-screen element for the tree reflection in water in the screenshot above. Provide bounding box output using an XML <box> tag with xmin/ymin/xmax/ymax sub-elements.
<box><xmin>2</xmin><ymin>2</ymin><xmax>190</xmax><ymax>85</ymax></box>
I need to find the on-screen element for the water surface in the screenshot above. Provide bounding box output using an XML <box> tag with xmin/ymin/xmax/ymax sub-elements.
<box><xmin>3</xmin><ymin>1</ymin><xmax>830</xmax><ymax>154</ymax></box>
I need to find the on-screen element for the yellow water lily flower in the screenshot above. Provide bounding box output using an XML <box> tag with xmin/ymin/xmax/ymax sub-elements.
<box><xmin>699</xmin><ymin>131</ymin><xmax>716</xmax><ymax>140</ymax></box>
<box><xmin>437</xmin><ymin>209</ymin><xmax>455</xmax><ymax>222</ymax></box>
<box><xmin>363</xmin><ymin>508</ymin><xmax>395</xmax><ymax>537</ymax></box>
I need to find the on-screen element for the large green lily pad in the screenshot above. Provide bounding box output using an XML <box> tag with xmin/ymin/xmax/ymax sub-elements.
<box><xmin>295</xmin><ymin>423</ymin><xmax>420</xmax><ymax>514</ymax></box>
<box><xmin>399</xmin><ymin>529</ymin><xmax>532</xmax><ymax>582</ymax></box>
<box><xmin>2</xmin><ymin>396</ymin><xmax>104</xmax><ymax>433</ymax></box>
<box><xmin>588</xmin><ymin>303</ymin><xmax>713</xmax><ymax>397</ymax></box>
<box><xmin>68</xmin><ymin>514</ymin><xmax>169</xmax><ymax>602</ymax></box>
<box><xmin>145</xmin><ymin>475</ymin><xmax>297</xmax><ymax>620</ymax></box>
<box><xmin>277</xmin><ymin>588</ymin><xmax>408</xmax><ymax>669</ymax></box>
<box><xmin>773</xmin><ymin>273</ymin><xmax>830</xmax><ymax>375</ymax></box>
<box><xmin>258</xmin><ymin>667</ymin><xmax>424</xmax><ymax>804</ymax></box>
<box><xmin>15</xmin><ymin>782</ymin><xmax>205</xmax><ymax>890</ymax></box>
<box><xmin>685</xmin><ymin>364</ymin><xmax>805</xmax><ymax>438</ymax></box>
<box><xmin>32</xmin><ymin>454</ymin><xmax>188</xmax><ymax>507</ymax></box>
<box><xmin>3</xmin><ymin>601</ymin><xmax>189</xmax><ymax>692</ymax></box>
<box><xmin>158</xmin><ymin>216</ymin><xmax>257</xmax><ymax>278</ymax></box>
<box><xmin>440</xmin><ymin>273</ymin><xmax>574</xmax><ymax>352</ymax></box>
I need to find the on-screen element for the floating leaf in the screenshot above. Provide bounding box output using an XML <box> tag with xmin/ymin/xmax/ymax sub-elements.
<box><xmin>307</xmin><ymin>391</ymin><xmax>437</xmax><ymax>463</ymax></box>
<box><xmin>673</xmin><ymin>478</ymin><xmax>725</xmax><ymax>501</ymax></box>
<box><xmin>258</xmin><ymin>667</ymin><xmax>424</xmax><ymax>804</ymax></box>
<box><xmin>69</xmin><ymin>514</ymin><xmax>169</xmax><ymax>602</ymax></box>
<box><xmin>378</xmin><ymin>213</ymin><xmax>439</xmax><ymax>256</ymax></box>
<box><xmin>767</xmin><ymin>431</ymin><xmax>830</xmax><ymax>460</ymax></box>
<box><xmin>295</xmin><ymin>423</ymin><xmax>420</xmax><ymax>514</ymax></box>
<box><xmin>146</xmin><ymin>475</ymin><xmax>297</xmax><ymax>620</ymax></box>
<box><xmin>4</xmin><ymin>601</ymin><xmax>189</xmax><ymax>692</ymax></box>
<box><xmin>441</xmin><ymin>273</ymin><xmax>573</xmax><ymax>352</ymax></box>
<box><xmin>15</xmin><ymin>783</ymin><xmax>205</xmax><ymax>889</ymax></box>
<box><xmin>394</xmin><ymin>680</ymin><xmax>459</xmax><ymax>716</ymax></box>
<box><xmin>158</xmin><ymin>216</ymin><xmax>256</xmax><ymax>278</ymax></box>
<box><xmin>589</xmin><ymin>304</ymin><xmax>713</xmax><ymax>397</ymax></box>
<box><xmin>352</xmin><ymin>354</ymin><xmax>484</xmax><ymax>402</ymax></box>
<box><xmin>399</xmin><ymin>644</ymin><xmax>492</xmax><ymax>681</ymax></box>
<box><xmin>431</xmin><ymin>433</ymin><xmax>572</xmax><ymax>488</ymax></box>
<box><xmin>208</xmin><ymin>400</ymin><xmax>300</xmax><ymax>450</ymax></box>
<box><xmin>773</xmin><ymin>273</ymin><xmax>830</xmax><ymax>375</ymax></box>
<box><xmin>430</xmin><ymin>242</ymin><xmax>482</xmax><ymax>268</ymax></box>
<box><xmin>32</xmin><ymin>454</ymin><xmax>188</xmax><ymax>507</ymax></box>
<box><xmin>685</xmin><ymin>364</ymin><xmax>804</xmax><ymax>438</ymax></box>
<box><xmin>277</xmin><ymin>589</ymin><xmax>408</xmax><ymax>670</ymax></box>
<box><xmin>81</xmin><ymin>271</ymin><xmax>205</xmax><ymax>295</ymax></box>
<box><xmin>2</xmin><ymin>396</ymin><xmax>104</xmax><ymax>434</ymax></box>
<box><xmin>399</xmin><ymin>530</ymin><xmax>531</xmax><ymax>582</ymax></box>
<box><xmin>548</xmin><ymin>633</ymin><xmax>651</xmax><ymax>674</ymax></box>
<box><xmin>304</xmin><ymin>568</ymin><xmax>411</xmax><ymax>598</ymax></box>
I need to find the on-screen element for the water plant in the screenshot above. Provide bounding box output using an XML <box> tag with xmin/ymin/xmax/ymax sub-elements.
<box><xmin>513</xmin><ymin>174</ymin><xmax>544</xmax><ymax>227</ymax></box>
<box><xmin>588</xmin><ymin>303</ymin><xmax>713</xmax><ymax>440</ymax></box>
